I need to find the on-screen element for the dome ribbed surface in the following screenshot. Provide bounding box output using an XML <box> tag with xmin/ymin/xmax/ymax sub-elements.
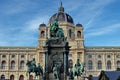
<box><xmin>49</xmin><ymin>3</ymin><xmax>74</xmax><ymax>24</ymax></box>
<box><xmin>49</xmin><ymin>12</ymin><xmax>74</xmax><ymax>24</ymax></box>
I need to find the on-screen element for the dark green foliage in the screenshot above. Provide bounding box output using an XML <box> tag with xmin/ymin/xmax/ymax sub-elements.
<box><xmin>117</xmin><ymin>68</ymin><xmax>120</xmax><ymax>71</ymax></box>
<box><xmin>89</xmin><ymin>75</ymin><xmax>93</xmax><ymax>80</ymax></box>
<box><xmin>117</xmin><ymin>76</ymin><xmax>120</xmax><ymax>80</ymax></box>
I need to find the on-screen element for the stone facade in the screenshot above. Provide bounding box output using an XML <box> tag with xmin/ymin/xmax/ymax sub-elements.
<box><xmin>85</xmin><ymin>47</ymin><xmax>120</xmax><ymax>76</ymax></box>
<box><xmin>0</xmin><ymin>47</ymin><xmax>36</xmax><ymax>80</ymax></box>
<box><xmin>0</xmin><ymin>4</ymin><xmax>120</xmax><ymax>80</ymax></box>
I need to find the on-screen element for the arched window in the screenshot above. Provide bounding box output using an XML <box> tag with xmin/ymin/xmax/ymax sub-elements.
<box><xmin>69</xmin><ymin>29</ymin><xmax>72</xmax><ymax>38</ymax></box>
<box><xmin>69</xmin><ymin>59</ymin><xmax>73</xmax><ymax>68</ymax></box>
<box><xmin>97</xmin><ymin>60</ymin><xmax>102</xmax><ymax>69</ymax></box>
<box><xmin>21</xmin><ymin>55</ymin><xmax>24</xmax><ymax>58</ymax></box>
<box><xmin>10</xmin><ymin>75</ymin><xmax>14</xmax><ymax>80</ymax></box>
<box><xmin>11</xmin><ymin>61</ymin><xmax>15</xmax><ymax>69</ymax></box>
<box><xmin>2</xmin><ymin>55</ymin><xmax>6</xmax><ymax>58</ymax></box>
<box><xmin>77</xmin><ymin>31</ymin><xmax>81</xmax><ymax>38</ymax></box>
<box><xmin>107</xmin><ymin>60</ymin><xmax>111</xmax><ymax>69</ymax></box>
<box><xmin>88</xmin><ymin>55</ymin><xmax>92</xmax><ymax>58</ymax></box>
<box><xmin>19</xmin><ymin>75</ymin><xmax>24</xmax><ymax>80</ymax></box>
<box><xmin>107</xmin><ymin>55</ymin><xmax>111</xmax><ymax>58</ymax></box>
<box><xmin>98</xmin><ymin>55</ymin><xmax>101</xmax><ymax>58</ymax></box>
<box><xmin>30</xmin><ymin>75</ymin><xmax>33</xmax><ymax>80</ymax></box>
<box><xmin>88</xmin><ymin>60</ymin><xmax>93</xmax><ymax>70</ymax></box>
<box><xmin>117</xmin><ymin>61</ymin><xmax>120</xmax><ymax>68</ymax></box>
<box><xmin>41</xmin><ymin>31</ymin><xmax>45</xmax><ymax>38</ymax></box>
<box><xmin>1</xmin><ymin>75</ymin><xmax>5</xmax><ymax>79</ymax></box>
<box><xmin>11</xmin><ymin>54</ymin><xmax>15</xmax><ymax>58</ymax></box>
<box><xmin>20</xmin><ymin>61</ymin><xmax>24</xmax><ymax>69</ymax></box>
<box><xmin>1</xmin><ymin>61</ymin><xmax>6</xmax><ymax>69</ymax></box>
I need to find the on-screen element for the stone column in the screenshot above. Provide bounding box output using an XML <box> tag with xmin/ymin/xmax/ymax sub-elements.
<box><xmin>45</xmin><ymin>51</ymin><xmax>48</xmax><ymax>80</ymax></box>
<box><xmin>64</xmin><ymin>53</ymin><xmax>66</xmax><ymax>80</ymax></box>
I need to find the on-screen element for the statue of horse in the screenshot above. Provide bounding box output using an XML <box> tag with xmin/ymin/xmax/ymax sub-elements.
<box><xmin>26</xmin><ymin>60</ymin><xmax>43</xmax><ymax>78</ymax></box>
<box><xmin>56</xmin><ymin>28</ymin><xmax>64</xmax><ymax>38</ymax></box>
<box><xmin>69</xmin><ymin>59</ymin><xmax>84</xmax><ymax>79</ymax></box>
<box><xmin>26</xmin><ymin>60</ymin><xmax>32</xmax><ymax>76</ymax></box>
<box><xmin>50</xmin><ymin>20</ymin><xmax>65</xmax><ymax>39</ymax></box>
<box><xmin>37</xmin><ymin>63</ymin><xmax>43</xmax><ymax>76</ymax></box>
<box><xmin>75</xmin><ymin>59</ymin><xmax>84</xmax><ymax>76</ymax></box>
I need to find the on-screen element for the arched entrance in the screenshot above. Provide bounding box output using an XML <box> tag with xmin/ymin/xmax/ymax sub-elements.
<box><xmin>69</xmin><ymin>59</ymin><xmax>73</xmax><ymax>68</ymax></box>
<box><xmin>29</xmin><ymin>75</ymin><xmax>33</xmax><ymax>80</ymax></box>
<box><xmin>10</xmin><ymin>75</ymin><xmax>14</xmax><ymax>80</ymax></box>
<box><xmin>19</xmin><ymin>75</ymin><xmax>24</xmax><ymax>80</ymax></box>
<box><xmin>1</xmin><ymin>75</ymin><xmax>5</xmax><ymax>79</ymax></box>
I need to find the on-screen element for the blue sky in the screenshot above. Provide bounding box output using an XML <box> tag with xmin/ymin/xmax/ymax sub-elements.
<box><xmin>0</xmin><ymin>0</ymin><xmax>120</xmax><ymax>46</ymax></box>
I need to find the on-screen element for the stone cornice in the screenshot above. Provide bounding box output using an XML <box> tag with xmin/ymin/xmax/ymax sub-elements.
<box><xmin>85</xmin><ymin>46</ymin><xmax>120</xmax><ymax>52</ymax></box>
<box><xmin>85</xmin><ymin>49</ymin><xmax>120</xmax><ymax>52</ymax></box>
<box><xmin>0</xmin><ymin>46</ymin><xmax>36</xmax><ymax>52</ymax></box>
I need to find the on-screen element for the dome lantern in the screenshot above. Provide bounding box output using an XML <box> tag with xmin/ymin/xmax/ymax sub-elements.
<box><xmin>76</xmin><ymin>23</ymin><xmax>83</xmax><ymax>27</ymax></box>
<box><xmin>58</xmin><ymin>2</ymin><xmax>64</xmax><ymax>12</ymax></box>
<box><xmin>39</xmin><ymin>23</ymin><xmax>46</xmax><ymax>27</ymax></box>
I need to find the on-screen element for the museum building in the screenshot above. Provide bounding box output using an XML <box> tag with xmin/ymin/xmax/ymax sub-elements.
<box><xmin>0</xmin><ymin>4</ymin><xmax>120</xmax><ymax>80</ymax></box>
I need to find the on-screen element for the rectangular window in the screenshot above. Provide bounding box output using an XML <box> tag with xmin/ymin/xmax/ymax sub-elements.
<box><xmin>11</xmin><ymin>54</ymin><xmax>15</xmax><ymax>58</ymax></box>
<box><xmin>21</xmin><ymin>55</ymin><xmax>25</xmax><ymax>58</ymax></box>
<box><xmin>77</xmin><ymin>52</ymin><xmax>82</xmax><ymax>59</ymax></box>
<box><xmin>69</xmin><ymin>54</ymin><xmax>72</xmax><ymax>57</ymax></box>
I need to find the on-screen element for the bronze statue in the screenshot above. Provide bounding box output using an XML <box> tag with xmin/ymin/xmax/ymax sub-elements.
<box><xmin>75</xmin><ymin>59</ymin><xmax>84</xmax><ymax>76</ymax></box>
<box><xmin>53</xmin><ymin>64</ymin><xmax>59</xmax><ymax>80</ymax></box>
<box><xmin>50</xmin><ymin>20</ymin><xmax>59</xmax><ymax>37</ymax></box>
<box><xmin>69</xmin><ymin>59</ymin><xmax>84</xmax><ymax>79</ymax></box>
<box><xmin>50</xmin><ymin>20</ymin><xmax>64</xmax><ymax>38</ymax></box>
<box><xmin>31</xmin><ymin>58</ymin><xmax>36</xmax><ymax>71</ymax></box>
<box><xmin>26</xmin><ymin>58</ymin><xmax>43</xmax><ymax>79</ymax></box>
<box><xmin>45</xmin><ymin>20</ymin><xmax>66</xmax><ymax>45</ymax></box>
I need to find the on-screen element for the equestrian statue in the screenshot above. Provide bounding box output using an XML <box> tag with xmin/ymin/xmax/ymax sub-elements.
<box><xmin>69</xmin><ymin>59</ymin><xmax>84</xmax><ymax>79</ymax></box>
<box><xmin>26</xmin><ymin>58</ymin><xmax>43</xmax><ymax>79</ymax></box>
<box><xmin>46</xmin><ymin>19</ymin><xmax>67</xmax><ymax>45</ymax></box>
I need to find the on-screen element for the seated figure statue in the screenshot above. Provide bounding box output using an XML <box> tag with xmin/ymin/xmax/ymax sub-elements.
<box><xmin>50</xmin><ymin>20</ymin><xmax>59</xmax><ymax>37</ymax></box>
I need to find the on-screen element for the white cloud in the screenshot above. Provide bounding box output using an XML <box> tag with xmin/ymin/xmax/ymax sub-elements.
<box><xmin>24</xmin><ymin>15</ymin><xmax>49</xmax><ymax>32</ymax></box>
<box><xmin>85</xmin><ymin>23</ymin><xmax>120</xmax><ymax>38</ymax></box>
<box><xmin>0</xmin><ymin>14</ymin><xmax>50</xmax><ymax>46</ymax></box>
<box><xmin>0</xmin><ymin>0</ymin><xmax>119</xmax><ymax>46</ymax></box>
<box><xmin>63</xmin><ymin>0</ymin><xmax>115</xmax><ymax>29</ymax></box>
<box><xmin>84</xmin><ymin>10</ymin><xmax>102</xmax><ymax>31</ymax></box>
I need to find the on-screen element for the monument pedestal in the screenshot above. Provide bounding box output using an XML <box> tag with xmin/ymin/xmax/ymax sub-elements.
<box><xmin>43</xmin><ymin>38</ymin><xmax>70</xmax><ymax>80</ymax></box>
